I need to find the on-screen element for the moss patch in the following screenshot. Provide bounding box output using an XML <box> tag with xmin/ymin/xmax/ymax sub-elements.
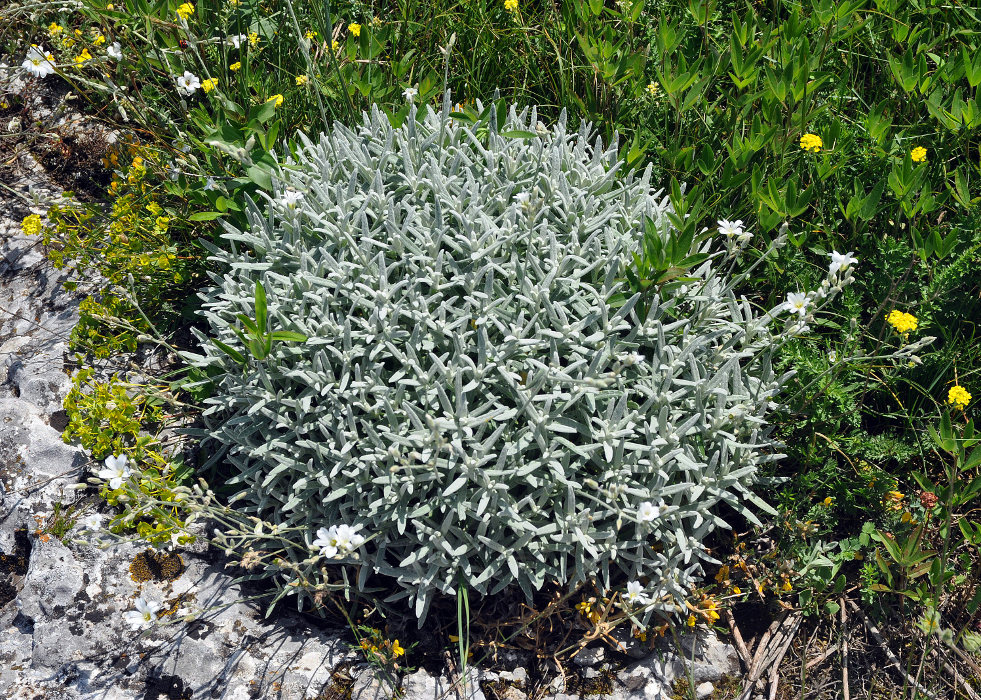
<box><xmin>128</xmin><ymin>549</ymin><xmax>185</xmax><ymax>583</ymax></box>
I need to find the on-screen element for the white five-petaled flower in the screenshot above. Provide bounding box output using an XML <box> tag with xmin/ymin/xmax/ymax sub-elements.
<box><xmin>828</xmin><ymin>250</ymin><xmax>858</xmax><ymax>277</ymax></box>
<box><xmin>22</xmin><ymin>46</ymin><xmax>57</xmax><ymax>78</ymax></box>
<box><xmin>828</xmin><ymin>349</ymin><xmax>838</xmax><ymax>363</ymax></box>
<box><xmin>717</xmin><ymin>219</ymin><xmax>744</xmax><ymax>239</ymax></box>
<box><xmin>123</xmin><ymin>596</ymin><xmax>162</xmax><ymax>630</ymax></box>
<box><xmin>625</xmin><ymin>580</ymin><xmax>648</xmax><ymax>605</ymax></box>
<box><xmin>637</xmin><ymin>500</ymin><xmax>663</xmax><ymax>522</ymax></box>
<box><xmin>403</xmin><ymin>86</ymin><xmax>418</xmax><ymax>101</ymax></box>
<box><xmin>98</xmin><ymin>454</ymin><xmax>132</xmax><ymax>489</ymax></box>
<box><xmin>312</xmin><ymin>524</ymin><xmax>365</xmax><ymax>559</ymax></box>
<box><xmin>514</xmin><ymin>192</ymin><xmax>532</xmax><ymax>209</ymax></box>
<box><xmin>228</xmin><ymin>34</ymin><xmax>248</xmax><ymax>49</ymax></box>
<box><xmin>785</xmin><ymin>291</ymin><xmax>810</xmax><ymax>316</ymax></box>
<box><xmin>175</xmin><ymin>71</ymin><xmax>201</xmax><ymax>96</ymax></box>
<box><xmin>280</xmin><ymin>189</ymin><xmax>303</xmax><ymax>208</ymax></box>
<box><xmin>107</xmin><ymin>42</ymin><xmax>122</xmax><ymax>60</ymax></box>
<box><xmin>204</xmin><ymin>176</ymin><xmax>217</xmax><ymax>191</ymax></box>
<box><xmin>77</xmin><ymin>513</ymin><xmax>102</xmax><ymax>531</ymax></box>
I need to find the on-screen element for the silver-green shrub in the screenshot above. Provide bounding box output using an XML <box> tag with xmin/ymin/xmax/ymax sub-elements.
<box><xmin>186</xmin><ymin>99</ymin><xmax>833</xmax><ymax>621</ymax></box>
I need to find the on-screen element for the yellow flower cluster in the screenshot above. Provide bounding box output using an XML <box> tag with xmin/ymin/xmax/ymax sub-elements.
<box><xmin>49</xmin><ymin>22</ymin><xmax>64</xmax><ymax>36</ymax></box>
<box><xmin>305</xmin><ymin>30</ymin><xmax>317</xmax><ymax>40</ymax></box>
<box><xmin>267</xmin><ymin>93</ymin><xmax>284</xmax><ymax>107</ymax></box>
<box><xmin>201</xmin><ymin>77</ymin><xmax>218</xmax><ymax>93</ymax></box>
<box><xmin>911</xmin><ymin>146</ymin><xmax>927</xmax><ymax>163</ymax></box>
<box><xmin>883</xmin><ymin>490</ymin><xmax>905</xmax><ymax>512</ymax></box>
<box><xmin>504</xmin><ymin>0</ymin><xmax>519</xmax><ymax>11</ymax></box>
<box><xmin>176</xmin><ymin>3</ymin><xmax>195</xmax><ymax>19</ymax></box>
<box><xmin>348</xmin><ymin>23</ymin><xmax>361</xmax><ymax>37</ymax></box>
<box><xmin>248</xmin><ymin>32</ymin><xmax>259</xmax><ymax>46</ymax></box>
<box><xmin>885</xmin><ymin>309</ymin><xmax>918</xmax><ymax>334</ymax></box>
<box><xmin>948</xmin><ymin>385</ymin><xmax>972</xmax><ymax>409</ymax></box>
<box><xmin>22</xmin><ymin>214</ymin><xmax>43</xmax><ymax>236</ymax></box>
<box><xmin>229</xmin><ymin>61</ymin><xmax>241</xmax><ymax>71</ymax></box>
<box><xmin>800</xmin><ymin>133</ymin><xmax>823</xmax><ymax>153</ymax></box>
<box><xmin>295</xmin><ymin>75</ymin><xmax>308</xmax><ymax>86</ymax></box>
<box><xmin>74</xmin><ymin>48</ymin><xmax>93</xmax><ymax>64</ymax></box>
<box><xmin>575</xmin><ymin>597</ymin><xmax>603</xmax><ymax>625</ymax></box>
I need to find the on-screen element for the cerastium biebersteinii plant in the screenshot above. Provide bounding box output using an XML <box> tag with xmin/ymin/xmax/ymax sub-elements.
<box><xmin>182</xmin><ymin>97</ymin><xmax>861</xmax><ymax>623</ymax></box>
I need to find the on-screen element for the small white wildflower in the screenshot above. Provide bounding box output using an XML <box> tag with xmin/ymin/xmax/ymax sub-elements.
<box><xmin>625</xmin><ymin>580</ymin><xmax>648</xmax><ymax>605</ymax></box>
<box><xmin>784</xmin><ymin>291</ymin><xmax>810</xmax><ymax>316</ymax></box>
<box><xmin>514</xmin><ymin>191</ymin><xmax>531</xmax><ymax>205</ymax></box>
<box><xmin>204</xmin><ymin>176</ymin><xmax>217</xmax><ymax>191</ymax></box>
<box><xmin>98</xmin><ymin>454</ymin><xmax>131</xmax><ymax>489</ymax></box>
<box><xmin>123</xmin><ymin>596</ymin><xmax>162</xmax><ymax>630</ymax></box>
<box><xmin>175</xmin><ymin>71</ymin><xmax>200</xmax><ymax>96</ymax></box>
<box><xmin>228</xmin><ymin>34</ymin><xmax>248</xmax><ymax>49</ymax></box>
<box><xmin>312</xmin><ymin>524</ymin><xmax>365</xmax><ymax>559</ymax></box>
<box><xmin>22</xmin><ymin>45</ymin><xmax>57</xmax><ymax>78</ymax></box>
<box><xmin>535</xmin><ymin>121</ymin><xmax>549</xmax><ymax>136</ymax></box>
<box><xmin>76</xmin><ymin>513</ymin><xmax>102</xmax><ymax>531</ymax></box>
<box><xmin>280</xmin><ymin>189</ymin><xmax>303</xmax><ymax>208</ymax></box>
<box><xmin>107</xmin><ymin>42</ymin><xmax>122</xmax><ymax>60</ymax></box>
<box><xmin>828</xmin><ymin>250</ymin><xmax>858</xmax><ymax>277</ymax></box>
<box><xmin>828</xmin><ymin>349</ymin><xmax>838</xmax><ymax>363</ymax></box>
<box><xmin>717</xmin><ymin>219</ymin><xmax>744</xmax><ymax>239</ymax></box>
<box><xmin>403</xmin><ymin>86</ymin><xmax>418</xmax><ymax>101</ymax></box>
<box><xmin>637</xmin><ymin>500</ymin><xmax>663</xmax><ymax>522</ymax></box>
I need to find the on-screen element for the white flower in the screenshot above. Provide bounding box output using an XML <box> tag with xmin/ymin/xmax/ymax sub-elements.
<box><xmin>312</xmin><ymin>524</ymin><xmax>365</xmax><ymax>559</ymax></box>
<box><xmin>280</xmin><ymin>189</ymin><xmax>303</xmax><ymax>208</ymax></box>
<box><xmin>624</xmin><ymin>580</ymin><xmax>648</xmax><ymax>605</ymax></box>
<box><xmin>123</xmin><ymin>596</ymin><xmax>162</xmax><ymax>630</ymax></box>
<box><xmin>175</xmin><ymin>71</ymin><xmax>201</xmax><ymax>96</ymax></box>
<box><xmin>22</xmin><ymin>46</ymin><xmax>56</xmax><ymax>78</ymax></box>
<box><xmin>98</xmin><ymin>454</ymin><xmax>131</xmax><ymax>489</ymax></box>
<box><xmin>637</xmin><ymin>500</ymin><xmax>663</xmax><ymax>522</ymax></box>
<box><xmin>717</xmin><ymin>219</ymin><xmax>744</xmax><ymax>239</ymax></box>
<box><xmin>107</xmin><ymin>42</ymin><xmax>122</xmax><ymax>60</ymax></box>
<box><xmin>828</xmin><ymin>349</ymin><xmax>838</xmax><ymax>363</ymax></box>
<box><xmin>228</xmin><ymin>34</ymin><xmax>248</xmax><ymax>49</ymax></box>
<box><xmin>76</xmin><ymin>513</ymin><xmax>102</xmax><ymax>531</ymax></box>
<box><xmin>204</xmin><ymin>176</ymin><xmax>217</xmax><ymax>191</ymax></box>
<box><xmin>535</xmin><ymin>121</ymin><xmax>549</xmax><ymax>136</ymax></box>
<box><xmin>828</xmin><ymin>250</ymin><xmax>858</xmax><ymax>277</ymax></box>
<box><xmin>403</xmin><ymin>86</ymin><xmax>418</xmax><ymax>101</ymax></box>
<box><xmin>784</xmin><ymin>291</ymin><xmax>810</xmax><ymax>316</ymax></box>
<box><xmin>514</xmin><ymin>192</ymin><xmax>531</xmax><ymax>206</ymax></box>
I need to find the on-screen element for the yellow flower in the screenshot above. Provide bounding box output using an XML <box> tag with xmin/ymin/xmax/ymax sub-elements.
<box><xmin>229</xmin><ymin>61</ymin><xmax>241</xmax><ymax>71</ymax></box>
<box><xmin>885</xmin><ymin>309</ymin><xmax>918</xmax><ymax>334</ymax></box>
<box><xmin>229</xmin><ymin>0</ymin><xmax>240</xmax><ymax>4</ymax></box>
<box><xmin>646</xmin><ymin>82</ymin><xmax>659</xmax><ymax>96</ymax></box>
<box><xmin>21</xmin><ymin>214</ymin><xmax>43</xmax><ymax>236</ymax></box>
<box><xmin>201</xmin><ymin>77</ymin><xmax>218</xmax><ymax>92</ymax></box>
<box><xmin>800</xmin><ymin>133</ymin><xmax>823</xmax><ymax>153</ymax></box>
<box><xmin>146</xmin><ymin>201</ymin><xmax>161</xmax><ymax>215</ymax></box>
<box><xmin>93</xmin><ymin>34</ymin><xmax>106</xmax><ymax>46</ymax></box>
<box><xmin>686</xmin><ymin>614</ymin><xmax>696</xmax><ymax>627</ymax></box>
<box><xmin>331</xmin><ymin>39</ymin><xmax>340</xmax><ymax>51</ymax></box>
<box><xmin>504</xmin><ymin>0</ymin><xmax>519</xmax><ymax>11</ymax></box>
<box><xmin>392</xmin><ymin>640</ymin><xmax>405</xmax><ymax>658</ymax></box>
<box><xmin>823</xmin><ymin>496</ymin><xmax>833</xmax><ymax>507</ymax></box>
<box><xmin>781</xmin><ymin>580</ymin><xmax>792</xmax><ymax>592</ymax></box>
<box><xmin>295</xmin><ymin>75</ymin><xmax>308</xmax><ymax>86</ymax></box>
<box><xmin>901</xmin><ymin>511</ymin><xmax>912</xmax><ymax>523</ymax></box>
<box><xmin>948</xmin><ymin>385</ymin><xmax>972</xmax><ymax>409</ymax></box>
<box><xmin>348</xmin><ymin>23</ymin><xmax>361</xmax><ymax>37</ymax></box>
<box><xmin>305</xmin><ymin>30</ymin><xmax>317</xmax><ymax>40</ymax></box>
<box><xmin>49</xmin><ymin>22</ymin><xmax>64</xmax><ymax>36</ymax></box>
<box><xmin>267</xmin><ymin>93</ymin><xmax>284</xmax><ymax>107</ymax></box>
<box><xmin>106</xmin><ymin>4</ymin><xmax>114</xmax><ymax>9</ymax></box>
<box><xmin>730</xmin><ymin>586</ymin><xmax>741</xmax><ymax>595</ymax></box>
<box><xmin>155</xmin><ymin>216</ymin><xmax>170</xmax><ymax>230</ymax></box>
<box><xmin>372</xmin><ymin>16</ymin><xmax>382</xmax><ymax>27</ymax></box>
<box><xmin>176</xmin><ymin>2</ymin><xmax>195</xmax><ymax>19</ymax></box>
<box><xmin>74</xmin><ymin>48</ymin><xmax>93</xmax><ymax>64</ymax></box>
<box><xmin>911</xmin><ymin>146</ymin><xmax>927</xmax><ymax>163</ymax></box>
<box><xmin>248</xmin><ymin>32</ymin><xmax>259</xmax><ymax>46</ymax></box>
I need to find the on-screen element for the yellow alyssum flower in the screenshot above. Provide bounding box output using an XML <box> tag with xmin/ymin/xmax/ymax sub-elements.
<box><xmin>348</xmin><ymin>23</ymin><xmax>361</xmax><ymax>37</ymax></box>
<box><xmin>800</xmin><ymin>133</ymin><xmax>823</xmax><ymax>153</ymax></box>
<box><xmin>646</xmin><ymin>82</ymin><xmax>659</xmax><ymax>95</ymax></box>
<box><xmin>201</xmin><ymin>77</ymin><xmax>218</xmax><ymax>93</ymax></box>
<box><xmin>305</xmin><ymin>30</ymin><xmax>317</xmax><ymax>40</ymax></box>
<box><xmin>49</xmin><ymin>22</ymin><xmax>64</xmax><ymax>36</ymax></box>
<box><xmin>267</xmin><ymin>93</ymin><xmax>284</xmax><ymax>107</ymax></box>
<box><xmin>331</xmin><ymin>39</ymin><xmax>340</xmax><ymax>51</ymax></box>
<box><xmin>21</xmin><ymin>214</ymin><xmax>43</xmax><ymax>236</ymax></box>
<box><xmin>948</xmin><ymin>385</ymin><xmax>972</xmax><ymax>409</ymax></box>
<box><xmin>106</xmin><ymin>4</ymin><xmax>114</xmax><ymax>9</ymax></box>
<box><xmin>295</xmin><ymin>75</ymin><xmax>308</xmax><ymax>86</ymax></box>
<box><xmin>74</xmin><ymin>48</ymin><xmax>93</xmax><ymax>64</ymax></box>
<box><xmin>885</xmin><ymin>309</ymin><xmax>918</xmax><ymax>334</ymax></box>
<box><xmin>911</xmin><ymin>146</ymin><xmax>927</xmax><ymax>163</ymax></box>
<box><xmin>248</xmin><ymin>32</ymin><xmax>259</xmax><ymax>46</ymax></box>
<box><xmin>93</xmin><ymin>33</ymin><xmax>106</xmax><ymax>46</ymax></box>
<box><xmin>504</xmin><ymin>0</ymin><xmax>519</xmax><ymax>11</ymax></box>
<box><xmin>229</xmin><ymin>61</ymin><xmax>241</xmax><ymax>71</ymax></box>
<box><xmin>176</xmin><ymin>2</ymin><xmax>195</xmax><ymax>19</ymax></box>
